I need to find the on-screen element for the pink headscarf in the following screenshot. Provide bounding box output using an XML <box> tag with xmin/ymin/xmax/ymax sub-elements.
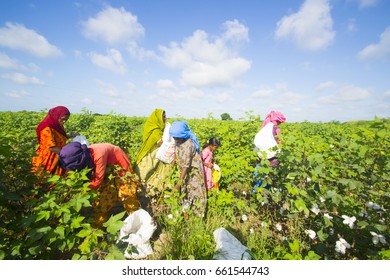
<box><xmin>36</xmin><ymin>106</ymin><xmax>70</xmax><ymax>142</ymax></box>
<box><xmin>261</xmin><ymin>110</ymin><xmax>286</xmax><ymax>128</ymax></box>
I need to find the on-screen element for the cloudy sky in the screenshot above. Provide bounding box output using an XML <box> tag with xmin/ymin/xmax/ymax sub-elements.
<box><xmin>0</xmin><ymin>0</ymin><xmax>389</xmax><ymax>122</ymax></box>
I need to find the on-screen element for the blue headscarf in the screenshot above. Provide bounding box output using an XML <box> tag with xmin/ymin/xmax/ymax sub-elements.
<box><xmin>58</xmin><ymin>142</ymin><xmax>95</xmax><ymax>173</ymax></box>
<box><xmin>170</xmin><ymin>121</ymin><xmax>200</xmax><ymax>153</ymax></box>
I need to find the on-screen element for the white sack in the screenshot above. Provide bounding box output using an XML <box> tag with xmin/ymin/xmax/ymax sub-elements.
<box><xmin>117</xmin><ymin>209</ymin><xmax>157</xmax><ymax>259</ymax></box>
<box><xmin>254</xmin><ymin>122</ymin><xmax>280</xmax><ymax>159</ymax></box>
<box><xmin>72</xmin><ymin>134</ymin><xmax>90</xmax><ymax>146</ymax></box>
<box><xmin>213</xmin><ymin>227</ymin><xmax>252</xmax><ymax>260</ymax></box>
<box><xmin>156</xmin><ymin>122</ymin><xmax>176</xmax><ymax>164</ymax></box>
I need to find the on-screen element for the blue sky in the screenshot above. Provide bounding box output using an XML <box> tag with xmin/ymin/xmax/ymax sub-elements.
<box><xmin>0</xmin><ymin>0</ymin><xmax>389</xmax><ymax>122</ymax></box>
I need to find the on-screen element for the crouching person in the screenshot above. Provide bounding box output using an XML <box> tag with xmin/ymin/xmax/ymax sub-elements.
<box><xmin>58</xmin><ymin>142</ymin><xmax>140</xmax><ymax>228</ymax></box>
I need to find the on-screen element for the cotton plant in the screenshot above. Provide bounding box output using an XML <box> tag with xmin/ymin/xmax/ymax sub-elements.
<box><xmin>335</xmin><ymin>237</ymin><xmax>351</xmax><ymax>255</ymax></box>
<box><xmin>370</xmin><ymin>232</ymin><xmax>387</xmax><ymax>245</ymax></box>
<box><xmin>241</xmin><ymin>214</ymin><xmax>248</xmax><ymax>222</ymax></box>
<box><xmin>342</xmin><ymin>215</ymin><xmax>356</xmax><ymax>229</ymax></box>
<box><xmin>275</xmin><ymin>223</ymin><xmax>282</xmax><ymax>231</ymax></box>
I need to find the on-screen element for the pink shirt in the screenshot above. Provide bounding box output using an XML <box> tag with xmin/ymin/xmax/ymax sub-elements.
<box><xmin>201</xmin><ymin>146</ymin><xmax>213</xmax><ymax>190</ymax></box>
<box><xmin>88</xmin><ymin>143</ymin><xmax>131</xmax><ymax>190</ymax></box>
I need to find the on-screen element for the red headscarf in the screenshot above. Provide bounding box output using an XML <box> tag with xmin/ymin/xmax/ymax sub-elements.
<box><xmin>36</xmin><ymin>106</ymin><xmax>70</xmax><ymax>142</ymax></box>
<box><xmin>262</xmin><ymin>110</ymin><xmax>286</xmax><ymax>128</ymax></box>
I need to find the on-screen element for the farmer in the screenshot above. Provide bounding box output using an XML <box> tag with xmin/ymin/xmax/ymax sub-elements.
<box><xmin>170</xmin><ymin>121</ymin><xmax>207</xmax><ymax>218</ymax></box>
<box><xmin>58</xmin><ymin>142</ymin><xmax>140</xmax><ymax>228</ymax></box>
<box><xmin>32</xmin><ymin>106</ymin><xmax>71</xmax><ymax>177</ymax></box>
<box><xmin>134</xmin><ymin>109</ymin><xmax>174</xmax><ymax>213</ymax></box>
<box><xmin>252</xmin><ymin>110</ymin><xmax>286</xmax><ymax>192</ymax></box>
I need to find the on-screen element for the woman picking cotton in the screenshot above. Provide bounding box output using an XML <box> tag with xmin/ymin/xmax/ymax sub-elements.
<box><xmin>254</xmin><ymin>110</ymin><xmax>286</xmax><ymax>165</ymax></box>
<box><xmin>32</xmin><ymin>106</ymin><xmax>72</xmax><ymax>178</ymax></box>
<box><xmin>170</xmin><ymin>121</ymin><xmax>207</xmax><ymax>218</ymax></box>
<box><xmin>58</xmin><ymin>142</ymin><xmax>140</xmax><ymax>228</ymax></box>
<box><xmin>134</xmin><ymin>109</ymin><xmax>174</xmax><ymax>213</ymax></box>
<box><xmin>253</xmin><ymin>110</ymin><xmax>286</xmax><ymax>192</ymax></box>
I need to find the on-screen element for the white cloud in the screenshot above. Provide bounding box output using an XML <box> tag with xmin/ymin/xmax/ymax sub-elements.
<box><xmin>251</xmin><ymin>87</ymin><xmax>275</xmax><ymax>98</ymax></box>
<box><xmin>4</xmin><ymin>90</ymin><xmax>31</xmax><ymax>98</ymax></box>
<box><xmin>158</xmin><ymin>20</ymin><xmax>251</xmax><ymax>88</ymax></box>
<box><xmin>82</xmin><ymin>98</ymin><xmax>93</xmax><ymax>105</ymax></box>
<box><xmin>282</xmin><ymin>91</ymin><xmax>306</xmax><ymax>105</ymax></box>
<box><xmin>346</xmin><ymin>18</ymin><xmax>358</xmax><ymax>33</ymax></box>
<box><xmin>214</xmin><ymin>92</ymin><xmax>233</xmax><ymax>103</ymax></box>
<box><xmin>82</xmin><ymin>6</ymin><xmax>144</xmax><ymax>45</ymax></box>
<box><xmin>0</xmin><ymin>52</ymin><xmax>20</xmax><ymax>69</ymax></box>
<box><xmin>320</xmin><ymin>84</ymin><xmax>372</xmax><ymax>104</ymax></box>
<box><xmin>221</xmin><ymin>19</ymin><xmax>249</xmax><ymax>43</ymax></box>
<box><xmin>0</xmin><ymin>52</ymin><xmax>39</xmax><ymax>72</ymax></box>
<box><xmin>358</xmin><ymin>27</ymin><xmax>390</xmax><ymax>60</ymax></box>
<box><xmin>0</xmin><ymin>22</ymin><xmax>62</xmax><ymax>57</ymax></box>
<box><xmin>181</xmin><ymin>58</ymin><xmax>251</xmax><ymax>87</ymax></box>
<box><xmin>96</xmin><ymin>80</ymin><xmax>123</xmax><ymax>98</ymax></box>
<box><xmin>356</xmin><ymin>0</ymin><xmax>379</xmax><ymax>8</ymax></box>
<box><xmin>156</xmin><ymin>79</ymin><xmax>177</xmax><ymax>90</ymax></box>
<box><xmin>88</xmin><ymin>48</ymin><xmax>127</xmax><ymax>75</ymax></box>
<box><xmin>275</xmin><ymin>0</ymin><xmax>335</xmax><ymax>51</ymax></box>
<box><xmin>1</xmin><ymin>72</ymin><xmax>44</xmax><ymax>85</ymax></box>
<box><xmin>317</xmin><ymin>81</ymin><xmax>336</xmax><ymax>91</ymax></box>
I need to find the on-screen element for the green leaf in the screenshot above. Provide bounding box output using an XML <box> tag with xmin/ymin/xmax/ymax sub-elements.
<box><xmin>294</xmin><ymin>199</ymin><xmax>309</xmax><ymax>214</ymax></box>
<box><xmin>304</xmin><ymin>251</ymin><xmax>321</xmax><ymax>260</ymax></box>
<box><xmin>70</xmin><ymin>216</ymin><xmax>85</xmax><ymax>229</ymax></box>
<box><xmin>36</xmin><ymin>210</ymin><xmax>51</xmax><ymax>222</ymax></box>
<box><xmin>77</xmin><ymin>228</ymin><xmax>92</xmax><ymax>238</ymax></box>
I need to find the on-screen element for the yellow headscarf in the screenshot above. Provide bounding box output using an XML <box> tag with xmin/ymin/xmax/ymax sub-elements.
<box><xmin>135</xmin><ymin>108</ymin><xmax>165</xmax><ymax>164</ymax></box>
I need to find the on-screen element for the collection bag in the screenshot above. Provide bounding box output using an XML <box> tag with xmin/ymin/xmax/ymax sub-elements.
<box><xmin>254</xmin><ymin>123</ymin><xmax>280</xmax><ymax>159</ymax></box>
<box><xmin>156</xmin><ymin>122</ymin><xmax>176</xmax><ymax>164</ymax></box>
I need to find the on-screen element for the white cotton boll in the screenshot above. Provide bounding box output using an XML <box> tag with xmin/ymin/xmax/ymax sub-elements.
<box><xmin>305</xmin><ymin>229</ymin><xmax>316</xmax><ymax>240</ymax></box>
<box><xmin>366</xmin><ymin>201</ymin><xmax>380</xmax><ymax>210</ymax></box>
<box><xmin>324</xmin><ymin>213</ymin><xmax>333</xmax><ymax>220</ymax></box>
<box><xmin>335</xmin><ymin>241</ymin><xmax>345</xmax><ymax>254</ymax></box>
<box><xmin>276</xmin><ymin>223</ymin><xmax>282</xmax><ymax>231</ymax></box>
<box><xmin>167</xmin><ymin>214</ymin><xmax>173</xmax><ymax>220</ymax></box>
<box><xmin>372</xmin><ymin>203</ymin><xmax>381</xmax><ymax>210</ymax></box>
<box><xmin>310</xmin><ymin>204</ymin><xmax>320</xmax><ymax>215</ymax></box>
<box><xmin>342</xmin><ymin>215</ymin><xmax>356</xmax><ymax>229</ymax></box>
<box><xmin>371</xmin><ymin>232</ymin><xmax>387</xmax><ymax>245</ymax></box>
<box><xmin>319</xmin><ymin>196</ymin><xmax>325</xmax><ymax>203</ymax></box>
<box><xmin>241</xmin><ymin>215</ymin><xmax>248</xmax><ymax>222</ymax></box>
<box><xmin>335</xmin><ymin>238</ymin><xmax>351</xmax><ymax>255</ymax></box>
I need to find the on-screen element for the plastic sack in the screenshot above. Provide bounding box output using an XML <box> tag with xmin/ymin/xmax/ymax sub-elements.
<box><xmin>72</xmin><ymin>134</ymin><xmax>90</xmax><ymax>146</ymax></box>
<box><xmin>213</xmin><ymin>227</ymin><xmax>252</xmax><ymax>260</ymax></box>
<box><xmin>211</xmin><ymin>163</ymin><xmax>221</xmax><ymax>189</ymax></box>
<box><xmin>156</xmin><ymin>122</ymin><xmax>176</xmax><ymax>164</ymax></box>
<box><xmin>254</xmin><ymin>123</ymin><xmax>279</xmax><ymax>159</ymax></box>
<box><xmin>117</xmin><ymin>209</ymin><xmax>157</xmax><ymax>259</ymax></box>
<box><xmin>212</xmin><ymin>163</ymin><xmax>221</xmax><ymax>182</ymax></box>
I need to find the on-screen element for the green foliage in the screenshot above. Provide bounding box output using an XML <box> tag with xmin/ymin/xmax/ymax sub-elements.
<box><xmin>0</xmin><ymin>111</ymin><xmax>388</xmax><ymax>260</ymax></box>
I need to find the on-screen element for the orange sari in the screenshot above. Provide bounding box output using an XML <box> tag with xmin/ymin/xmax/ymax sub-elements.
<box><xmin>32</xmin><ymin>127</ymin><xmax>68</xmax><ymax>176</ymax></box>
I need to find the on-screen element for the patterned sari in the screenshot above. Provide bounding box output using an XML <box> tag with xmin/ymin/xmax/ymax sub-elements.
<box><xmin>32</xmin><ymin>127</ymin><xmax>68</xmax><ymax>176</ymax></box>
